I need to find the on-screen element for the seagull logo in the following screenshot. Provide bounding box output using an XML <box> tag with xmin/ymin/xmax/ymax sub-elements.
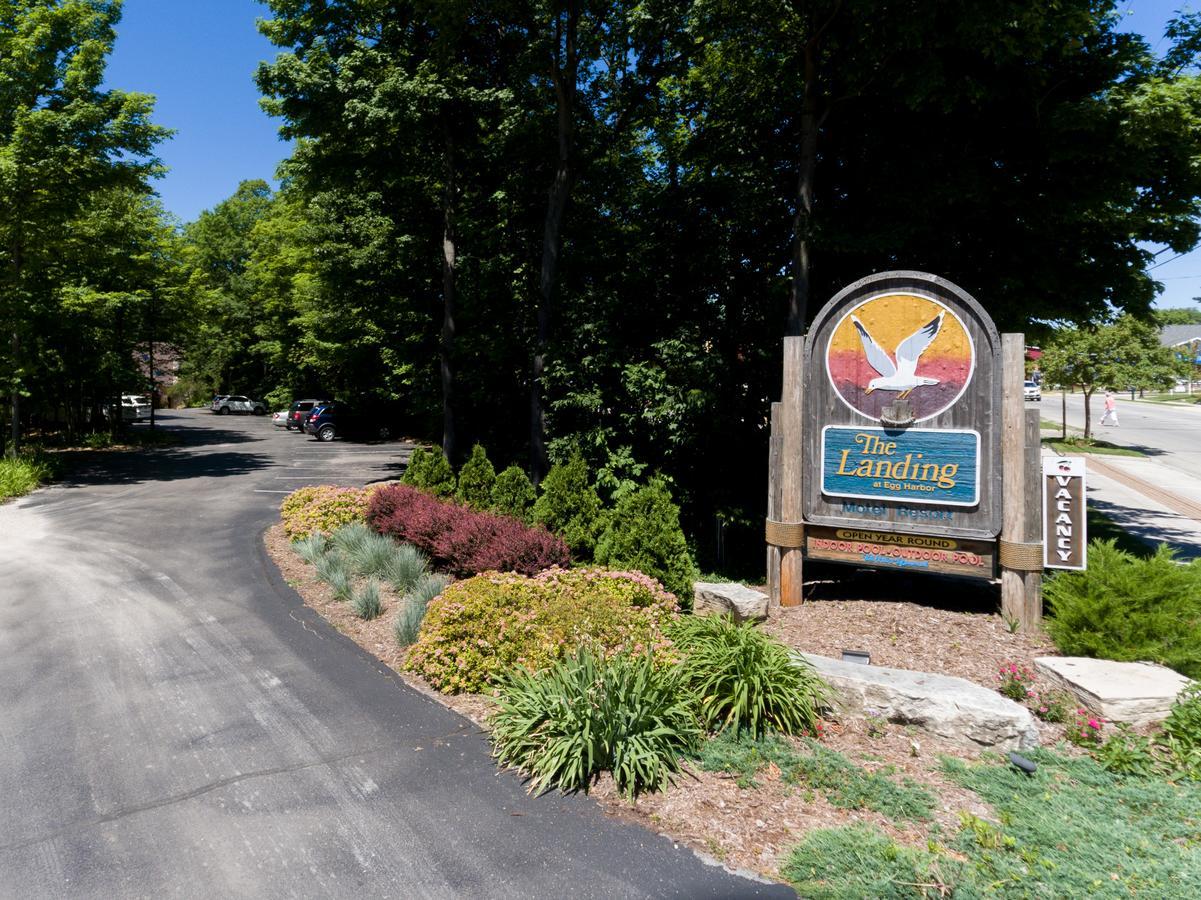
<box><xmin>851</xmin><ymin>311</ymin><xmax>945</xmax><ymax>399</ymax></box>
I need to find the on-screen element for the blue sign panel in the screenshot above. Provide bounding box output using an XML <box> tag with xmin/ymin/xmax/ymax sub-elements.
<box><xmin>821</xmin><ymin>426</ymin><xmax>980</xmax><ymax>507</ymax></box>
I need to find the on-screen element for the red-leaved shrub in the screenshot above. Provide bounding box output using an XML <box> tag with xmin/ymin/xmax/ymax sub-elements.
<box><xmin>368</xmin><ymin>483</ymin><xmax>570</xmax><ymax>576</ymax></box>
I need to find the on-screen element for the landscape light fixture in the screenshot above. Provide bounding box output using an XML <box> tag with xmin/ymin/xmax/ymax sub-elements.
<box><xmin>1008</xmin><ymin>752</ymin><xmax>1038</xmax><ymax>775</ymax></box>
<box><xmin>841</xmin><ymin>649</ymin><xmax>871</xmax><ymax>665</ymax></box>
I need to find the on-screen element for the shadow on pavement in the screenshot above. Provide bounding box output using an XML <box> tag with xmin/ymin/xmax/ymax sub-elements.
<box><xmin>56</xmin><ymin>449</ymin><xmax>272</xmax><ymax>487</ymax></box>
<box><xmin>804</xmin><ymin>560</ymin><xmax>1000</xmax><ymax>614</ymax></box>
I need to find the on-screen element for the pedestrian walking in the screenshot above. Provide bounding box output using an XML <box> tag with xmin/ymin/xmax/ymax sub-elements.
<box><xmin>1101</xmin><ymin>390</ymin><xmax>1119</xmax><ymax>427</ymax></box>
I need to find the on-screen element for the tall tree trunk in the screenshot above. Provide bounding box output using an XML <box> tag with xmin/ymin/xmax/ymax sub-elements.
<box><xmin>440</xmin><ymin>123</ymin><xmax>458</xmax><ymax>462</ymax></box>
<box><xmin>529</xmin><ymin>2</ymin><xmax>578</xmax><ymax>483</ymax></box>
<box><xmin>787</xmin><ymin>40</ymin><xmax>820</xmax><ymax>337</ymax></box>
<box><xmin>7</xmin><ymin>237</ymin><xmax>23</xmax><ymax>459</ymax></box>
<box><xmin>1083</xmin><ymin>387</ymin><xmax>1093</xmax><ymax>439</ymax></box>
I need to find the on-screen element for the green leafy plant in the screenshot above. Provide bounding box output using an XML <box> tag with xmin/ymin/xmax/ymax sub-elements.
<box><xmin>1065</xmin><ymin>708</ymin><xmax>1106</xmax><ymax>747</ymax></box>
<box><xmin>532</xmin><ymin>454</ymin><xmax>606</xmax><ymax>559</ymax></box>
<box><xmin>1045</xmin><ymin>540</ymin><xmax>1201</xmax><ymax>678</ymax></box>
<box><xmin>393</xmin><ymin>572</ymin><xmax>450</xmax><ymax>647</ymax></box>
<box><xmin>383</xmin><ymin>543</ymin><xmax>429</xmax><ymax>594</ymax></box>
<box><xmin>1094</xmin><ymin>725</ymin><xmax>1162</xmax><ymax>777</ymax></box>
<box><xmin>490</xmin><ymin>464</ymin><xmax>536</xmax><ymax>523</ymax></box>
<box><xmin>1095</xmin><ymin>683</ymin><xmax>1201</xmax><ymax>780</ymax></box>
<box><xmin>490</xmin><ymin>649</ymin><xmax>701</xmax><ymax>798</ymax></box>
<box><xmin>0</xmin><ymin>453</ymin><xmax>52</xmax><ymax>500</ymax></box>
<box><xmin>669</xmin><ymin>615</ymin><xmax>828</xmax><ymax>738</ymax></box>
<box><xmin>405</xmin><ymin>568</ymin><xmax>679</xmax><ymax>693</ymax></box>
<box><xmin>352</xmin><ymin>578</ymin><xmax>383</xmax><ymax>620</ymax></box>
<box><xmin>402</xmin><ymin>446</ymin><xmax>456</xmax><ymax>498</ymax></box>
<box><xmin>595</xmin><ymin>478</ymin><xmax>695</xmax><ymax>604</ymax></box>
<box><xmin>456</xmin><ymin>443</ymin><xmax>496</xmax><ymax>509</ymax></box>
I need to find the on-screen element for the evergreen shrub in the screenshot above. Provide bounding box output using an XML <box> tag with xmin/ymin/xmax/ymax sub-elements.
<box><xmin>456</xmin><ymin>444</ymin><xmax>496</xmax><ymax>508</ymax></box>
<box><xmin>595</xmin><ymin>479</ymin><xmax>696</xmax><ymax>604</ymax></box>
<box><xmin>669</xmin><ymin>615</ymin><xmax>828</xmax><ymax>737</ymax></box>
<box><xmin>402</xmin><ymin>446</ymin><xmax>456</xmax><ymax>497</ymax></box>
<box><xmin>532</xmin><ymin>454</ymin><xmax>605</xmax><ymax>559</ymax></box>
<box><xmin>405</xmin><ymin>567</ymin><xmax>679</xmax><ymax>693</ymax></box>
<box><xmin>490</xmin><ymin>465</ymin><xmax>536</xmax><ymax>522</ymax></box>
<box><xmin>281</xmin><ymin>485</ymin><xmax>371</xmax><ymax>539</ymax></box>
<box><xmin>1045</xmin><ymin>540</ymin><xmax>1201</xmax><ymax>678</ymax></box>
<box><xmin>368</xmin><ymin>483</ymin><xmax>569</xmax><ymax>577</ymax></box>
<box><xmin>490</xmin><ymin>648</ymin><xmax>701</xmax><ymax>798</ymax></box>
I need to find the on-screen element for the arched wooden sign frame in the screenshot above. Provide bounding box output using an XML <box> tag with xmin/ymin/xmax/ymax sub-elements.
<box><xmin>766</xmin><ymin>271</ymin><xmax>1043</xmax><ymax>627</ymax></box>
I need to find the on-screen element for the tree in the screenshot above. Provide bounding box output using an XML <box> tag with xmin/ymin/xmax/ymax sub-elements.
<box><xmin>0</xmin><ymin>0</ymin><xmax>168</xmax><ymax>454</ymax></box>
<box><xmin>1041</xmin><ymin>317</ymin><xmax>1179</xmax><ymax>438</ymax></box>
<box><xmin>1154</xmin><ymin>307</ymin><xmax>1201</xmax><ymax>326</ymax></box>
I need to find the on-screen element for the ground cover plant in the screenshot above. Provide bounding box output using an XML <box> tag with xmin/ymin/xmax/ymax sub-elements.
<box><xmin>1045</xmin><ymin>539</ymin><xmax>1201</xmax><ymax>678</ymax></box>
<box><xmin>281</xmin><ymin>486</ymin><xmax>372</xmax><ymax>539</ymax></box>
<box><xmin>671</xmin><ymin>615</ymin><xmax>828</xmax><ymax>737</ymax></box>
<box><xmin>698</xmin><ymin>730</ymin><xmax>936</xmax><ymax>822</ymax></box>
<box><xmin>368</xmin><ymin>483</ymin><xmax>570</xmax><ymax>576</ymax></box>
<box><xmin>405</xmin><ymin>567</ymin><xmax>679</xmax><ymax>693</ymax></box>
<box><xmin>491</xmin><ymin>648</ymin><xmax>701</xmax><ymax>798</ymax></box>
<box><xmin>1094</xmin><ymin>683</ymin><xmax>1201</xmax><ymax>780</ymax></box>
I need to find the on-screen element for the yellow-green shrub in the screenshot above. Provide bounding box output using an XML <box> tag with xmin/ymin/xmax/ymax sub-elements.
<box><xmin>281</xmin><ymin>485</ymin><xmax>372</xmax><ymax>539</ymax></box>
<box><xmin>405</xmin><ymin>567</ymin><xmax>680</xmax><ymax>694</ymax></box>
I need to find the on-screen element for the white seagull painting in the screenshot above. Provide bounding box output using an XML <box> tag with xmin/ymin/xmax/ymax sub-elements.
<box><xmin>851</xmin><ymin>311</ymin><xmax>945</xmax><ymax>398</ymax></box>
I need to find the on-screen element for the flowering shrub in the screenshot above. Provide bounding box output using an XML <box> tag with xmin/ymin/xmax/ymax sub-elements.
<box><xmin>368</xmin><ymin>483</ymin><xmax>570</xmax><ymax>577</ymax></box>
<box><xmin>1033</xmin><ymin>689</ymin><xmax>1073</xmax><ymax>724</ymax></box>
<box><xmin>282</xmin><ymin>486</ymin><xmax>372</xmax><ymax>539</ymax></box>
<box><xmin>996</xmin><ymin>663</ymin><xmax>1037</xmax><ymax>703</ymax></box>
<box><xmin>404</xmin><ymin>567</ymin><xmax>680</xmax><ymax>693</ymax></box>
<box><xmin>1066</xmin><ymin>709</ymin><xmax>1106</xmax><ymax>746</ymax></box>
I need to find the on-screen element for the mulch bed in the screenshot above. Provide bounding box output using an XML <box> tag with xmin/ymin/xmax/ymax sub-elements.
<box><xmin>264</xmin><ymin>529</ymin><xmax>1073</xmax><ymax>883</ymax></box>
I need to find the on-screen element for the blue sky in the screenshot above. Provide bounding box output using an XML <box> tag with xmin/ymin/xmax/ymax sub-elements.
<box><xmin>106</xmin><ymin>0</ymin><xmax>1201</xmax><ymax>308</ymax></box>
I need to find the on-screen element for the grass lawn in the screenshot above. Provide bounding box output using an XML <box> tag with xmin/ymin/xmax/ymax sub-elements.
<box><xmin>1041</xmin><ymin>436</ymin><xmax>1145</xmax><ymax>458</ymax></box>
<box><xmin>782</xmin><ymin>750</ymin><xmax>1201</xmax><ymax>898</ymax></box>
<box><xmin>1135</xmin><ymin>392</ymin><xmax>1201</xmax><ymax>404</ymax></box>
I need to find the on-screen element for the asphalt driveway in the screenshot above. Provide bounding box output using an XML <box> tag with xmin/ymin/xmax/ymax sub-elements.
<box><xmin>0</xmin><ymin>411</ymin><xmax>791</xmax><ymax>898</ymax></box>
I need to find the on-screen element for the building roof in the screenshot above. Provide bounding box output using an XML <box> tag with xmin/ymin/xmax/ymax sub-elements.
<box><xmin>1159</xmin><ymin>324</ymin><xmax>1201</xmax><ymax>347</ymax></box>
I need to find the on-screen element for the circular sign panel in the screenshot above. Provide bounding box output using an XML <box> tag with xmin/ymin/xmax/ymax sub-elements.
<box><xmin>825</xmin><ymin>292</ymin><xmax>974</xmax><ymax>423</ymax></box>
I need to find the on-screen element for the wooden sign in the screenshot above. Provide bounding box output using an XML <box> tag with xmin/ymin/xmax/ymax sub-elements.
<box><xmin>803</xmin><ymin>271</ymin><xmax>1002</xmax><ymax>540</ymax></box>
<box><xmin>1043</xmin><ymin>457</ymin><xmax>1087</xmax><ymax>570</ymax></box>
<box><xmin>805</xmin><ymin>524</ymin><xmax>996</xmax><ymax>579</ymax></box>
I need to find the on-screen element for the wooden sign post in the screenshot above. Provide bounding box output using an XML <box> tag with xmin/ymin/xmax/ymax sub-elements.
<box><xmin>766</xmin><ymin>271</ymin><xmax>1044</xmax><ymax>621</ymax></box>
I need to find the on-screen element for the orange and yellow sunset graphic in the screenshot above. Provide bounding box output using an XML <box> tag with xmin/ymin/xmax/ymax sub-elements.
<box><xmin>825</xmin><ymin>293</ymin><xmax>974</xmax><ymax>422</ymax></box>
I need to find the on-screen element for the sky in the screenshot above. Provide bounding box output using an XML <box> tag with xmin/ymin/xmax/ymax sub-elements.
<box><xmin>105</xmin><ymin>0</ymin><xmax>1201</xmax><ymax>308</ymax></box>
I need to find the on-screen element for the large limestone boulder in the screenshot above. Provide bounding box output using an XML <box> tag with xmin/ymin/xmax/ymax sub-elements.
<box><xmin>799</xmin><ymin>653</ymin><xmax>1040</xmax><ymax>751</ymax></box>
<box><xmin>693</xmin><ymin>582</ymin><xmax>768</xmax><ymax>623</ymax></box>
<box><xmin>1034</xmin><ymin>657</ymin><xmax>1194</xmax><ymax>726</ymax></box>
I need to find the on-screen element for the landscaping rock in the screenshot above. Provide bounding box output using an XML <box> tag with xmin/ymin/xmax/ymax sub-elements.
<box><xmin>799</xmin><ymin>653</ymin><xmax>1040</xmax><ymax>751</ymax></box>
<box><xmin>693</xmin><ymin>582</ymin><xmax>769</xmax><ymax>623</ymax></box>
<box><xmin>1034</xmin><ymin>657</ymin><xmax>1194</xmax><ymax>726</ymax></box>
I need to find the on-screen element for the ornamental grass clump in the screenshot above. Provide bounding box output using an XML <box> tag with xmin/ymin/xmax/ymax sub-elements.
<box><xmin>330</xmin><ymin>520</ymin><xmax>373</xmax><ymax>557</ymax></box>
<box><xmin>383</xmin><ymin>543</ymin><xmax>429</xmax><ymax>594</ymax></box>
<box><xmin>393</xmin><ymin>573</ymin><xmax>450</xmax><ymax>647</ymax></box>
<box><xmin>352</xmin><ymin>578</ymin><xmax>384</xmax><ymax>620</ymax></box>
<box><xmin>1045</xmin><ymin>539</ymin><xmax>1201</xmax><ymax>678</ymax></box>
<box><xmin>405</xmin><ymin>567</ymin><xmax>679</xmax><ymax>693</ymax></box>
<box><xmin>490</xmin><ymin>648</ymin><xmax>701</xmax><ymax>798</ymax></box>
<box><xmin>316</xmin><ymin>557</ymin><xmax>353</xmax><ymax>602</ymax></box>
<box><xmin>669</xmin><ymin>615</ymin><xmax>828</xmax><ymax>738</ymax></box>
<box><xmin>293</xmin><ymin>532</ymin><xmax>329</xmax><ymax>564</ymax></box>
<box><xmin>348</xmin><ymin>531</ymin><xmax>398</xmax><ymax>578</ymax></box>
<box><xmin>0</xmin><ymin>453</ymin><xmax>52</xmax><ymax>500</ymax></box>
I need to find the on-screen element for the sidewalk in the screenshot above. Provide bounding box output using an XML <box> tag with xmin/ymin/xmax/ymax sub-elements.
<box><xmin>1042</xmin><ymin>444</ymin><xmax>1201</xmax><ymax>559</ymax></box>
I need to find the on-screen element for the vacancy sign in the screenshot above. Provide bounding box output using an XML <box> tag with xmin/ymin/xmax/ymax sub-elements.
<box><xmin>1043</xmin><ymin>457</ymin><xmax>1087</xmax><ymax>570</ymax></box>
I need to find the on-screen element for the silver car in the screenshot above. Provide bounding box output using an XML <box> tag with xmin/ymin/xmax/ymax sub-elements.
<box><xmin>213</xmin><ymin>395</ymin><xmax>266</xmax><ymax>415</ymax></box>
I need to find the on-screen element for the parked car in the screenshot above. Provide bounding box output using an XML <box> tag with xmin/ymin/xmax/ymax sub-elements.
<box><xmin>286</xmin><ymin>398</ymin><xmax>332</xmax><ymax>431</ymax></box>
<box><xmin>271</xmin><ymin>410</ymin><xmax>289</xmax><ymax>427</ymax></box>
<box><xmin>304</xmin><ymin>401</ymin><xmax>401</xmax><ymax>442</ymax></box>
<box><xmin>210</xmin><ymin>395</ymin><xmax>229</xmax><ymax>412</ymax></box>
<box><xmin>213</xmin><ymin>395</ymin><xmax>266</xmax><ymax>415</ymax></box>
<box><xmin>106</xmin><ymin>395</ymin><xmax>152</xmax><ymax>423</ymax></box>
<box><xmin>1023</xmin><ymin>380</ymin><xmax>1041</xmax><ymax>402</ymax></box>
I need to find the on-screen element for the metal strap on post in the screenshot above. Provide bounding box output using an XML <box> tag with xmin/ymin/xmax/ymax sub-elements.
<box><xmin>765</xmin><ymin>519</ymin><xmax>805</xmax><ymax>549</ymax></box>
<box><xmin>998</xmin><ymin>539</ymin><xmax>1044</xmax><ymax>572</ymax></box>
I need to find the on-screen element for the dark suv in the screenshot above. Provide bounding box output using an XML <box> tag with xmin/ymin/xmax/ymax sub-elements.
<box><xmin>286</xmin><ymin>398</ymin><xmax>331</xmax><ymax>431</ymax></box>
<box><xmin>304</xmin><ymin>401</ymin><xmax>401</xmax><ymax>442</ymax></box>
